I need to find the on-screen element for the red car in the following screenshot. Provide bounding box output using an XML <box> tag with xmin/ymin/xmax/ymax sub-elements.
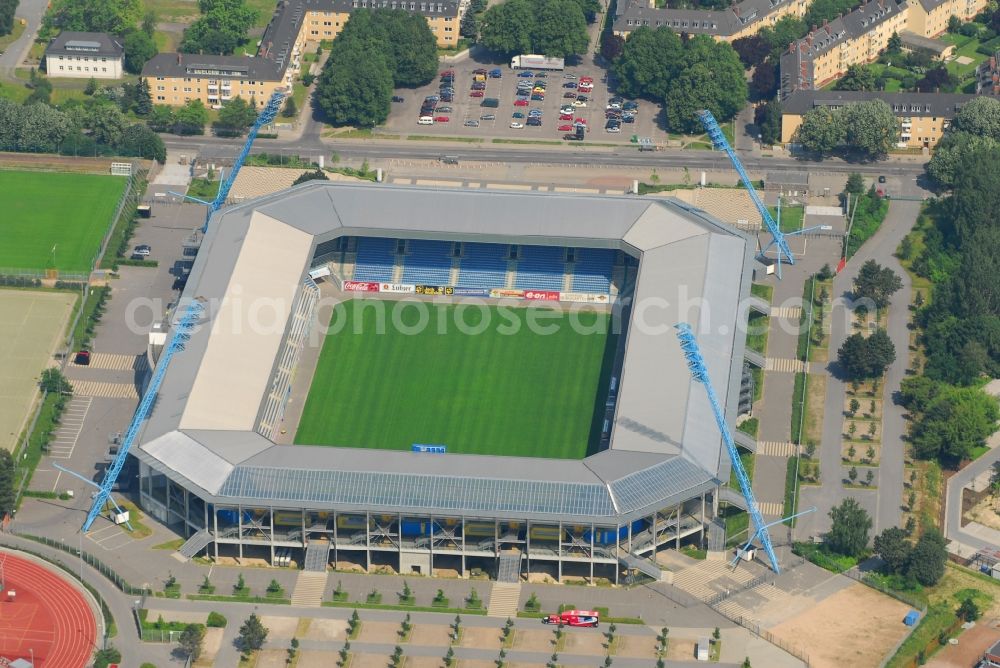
<box><xmin>559</xmin><ymin>113</ymin><xmax>573</xmax><ymax>120</ymax></box>
<box><xmin>558</xmin><ymin>124</ymin><xmax>573</xmax><ymax>132</ymax></box>
<box><xmin>542</xmin><ymin>610</ymin><xmax>599</xmax><ymax>628</ymax></box>
<box><xmin>514</xmin><ymin>99</ymin><xmax>529</xmax><ymax>106</ymax></box>
<box><xmin>579</xmin><ymin>76</ymin><xmax>594</xmax><ymax>84</ymax></box>
<box><xmin>440</xmin><ymin>70</ymin><xmax>455</xmax><ymax>77</ymax></box>
<box><xmin>575</xmin><ymin>118</ymin><xmax>587</xmax><ymax>125</ymax></box>
<box><xmin>470</xmin><ymin>90</ymin><xmax>485</xmax><ymax>97</ymax></box>
<box><xmin>434</xmin><ymin>115</ymin><xmax>450</xmax><ymax>122</ymax></box>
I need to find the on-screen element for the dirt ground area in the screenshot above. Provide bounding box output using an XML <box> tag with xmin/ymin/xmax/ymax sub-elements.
<box><xmin>964</xmin><ymin>494</ymin><xmax>1000</xmax><ymax>532</ymax></box>
<box><xmin>359</xmin><ymin>620</ymin><xmax>404</xmax><ymax>644</ymax></box>
<box><xmin>350</xmin><ymin>653</ymin><xmax>393</xmax><ymax>668</ymax></box>
<box><xmin>616</xmin><ymin>634</ymin><xmax>659</xmax><ymax>658</ymax></box>
<box><xmin>409</xmin><ymin>623</ymin><xmax>453</xmax><ymax>646</ymax></box>
<box><xmin>513</xmin><ymin>628</ymin><xmax>556</xmax><ymax>652</ymax></box>
<box><xmin>254</xmin><ymin>649</ymin><xmax>289</xmax><ymax>668</ymax></box>
<box><xmin>0</xmin><ymin>151</ymin><xmax>151</xmax><ymax>174</ymax></box>
<box><xmin>459</xmin><ymin>626</ymin><xmax>503</xmax><ymax>651</ymax></box>
<box><xmin>297</xmin><ymin>651</ymin><xmax>335</xmax><ymax>668</ymax></box>
<box><xmin>408</xmin><ymin>657</ymin><xmax>447</xmax><ymax>668</ymax></box>
<box><xmin>193</xmin><ymin>627</ymin><xmax>223</xmax><ymax>667</ymax></box>
<box><xmin>926</xmin><ymin>618</ymin><xmax>1000</xmax><ymax>667</ymax></box>
<box><xmin>664</xmin><ymin>638</ymin><xmax>697</xmax><ymax>661</ymax></box>
<box><xmin>259</xmin><ymin>615</ymin><xmax>300</xmax><ymax>641</ymax></box>
<box><xmin>561</xmin><ymin>629</ymin><xmax>608</xmax><ymax>656</ymax></box>
<box><xmin>769</xmin><ymin>583</ymin><xmax>911</xmax><ymax>668</ymax></box>
<box><xmin>335</xmin><ymin>559</ymin><xmax>367</xmax><ymax>572</ymax></box>
<box><xmin>304</xmin><ymin>617</ymin><xmax>347</xmax><ymax>642</ymax></box>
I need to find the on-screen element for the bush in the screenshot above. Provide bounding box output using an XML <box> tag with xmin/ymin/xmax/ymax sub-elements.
<box><xmin>207</xmin><ymin>611</ymin><xmax>227</xmax><ymax>628</ymax></box>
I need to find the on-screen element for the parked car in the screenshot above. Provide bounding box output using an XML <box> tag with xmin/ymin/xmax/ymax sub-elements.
<box><xmin>623</xmin><ymin>101</ymin><xmax>638</xmax><ymax>111</ymax></box>
<box><xmin>559</xmin><ymin>113</ymin><xmax>573</xmax><ymax>120</ymax></box>
<box><xmin>510</xmin><ymin>121</ymin><xmax>525</xmax><ymax>128</ymax></box>
<box><xmin>574</xmin><ymin>118</ymin><xmax>587</xmax><ymax>126</ymax></box>
<box><xmin>481</xmin><ymin>98</ymin><xmax>500</xmax><ymax>107</ymax></box>
<box><xmin>436</xmin><ymin>106</ymin><xmax>452</xmax><ymax>113</ymax></box>
<box><xmin>512</xmin><ymin>111</ymin><xmax>526</xmax><ymax>118</ymax></box>
<box><xmin>558</xmin><ymin>124</ymin><xmax>573</xmax><ymax>132</ymax></box>
<box><xmin>471</xmin><ymin>82</ymin><xmax>486</xmax><ymax>90</ymax></box>
<box><xmin>563</xmin><ymin>73</ymin><xmax>577</xmax><ymax>79</ymax></box>
<box><xmin>517</xmin><ymin>71</ymin><xmax>534</xmax><ymax>77</ymax></box>
<box><xmin>391</xmin><ymin>95</ymin><xmax>405</xmax><ymax>103</ymax></box>
<box><xmin>473</xmin><ymin>68</ymin><xmax>488</xmax><ymax>74</ymax></box>
<box><xmin>481</xmin><ymin>113</ymin><xmax>496</xmax><ymax>120</ymax></box>
<box><xmin>514</xmin><ymin>99</ymin><xmax>529</xmax><ymax>106</ymax></box>
<box><xmin>572</xmin><ymin>100</ymin><xmax>586</xmax><ymax>107</ymax></box>
<box><xmin>440</xmin><ymin>94</ymin><xmax>453</xmax><ymax>102</ymax></box>
<box><xmin>577</xmin><ymin>95</ymin><xmax>589</xmax><ymax>102</ymax></box>
<box><xmin>536</xmin><ymin>72</ymin><xmax>547</xmax><ymax>78</ymax></box>
<box><xmin>560</xmin><ymin>105</ymin><xmax>574</xmax><ymax>114</ymax></box>
<box><xmin>563</xmin><ymin>82</ymin><xmax>577</xmax><ymax>88</ymax></box>
<box><xmin>531</xmin><ymin>95</ymin><xmax>544</xmax><ymax>101</ymax></box>
<box><xmin>580</xmin><ymin>76</ymin><xmax>593</xmax><ymax>83</ymax></box>
<box><xmin>464</xmin><ymin>119</ymin><xmax>480</xmax><ymax>127</ymax></box>
<box><xmin>489</xmin><ymin>68</ymin><xmax>502</xmax><ymax>78</ymax></box>
<box><xmin>528</xmin><ymin>109</ymin><xmax>543</xmax><ymax>116</ymax></box>
<box><xmin>622</xmin><ymin>115</ymin><xmax>635</xmax><ymax>123</ymax></box>
<box><xmin>527</xmin><ymin>117</ymin><xmax>542</xmax><ymax>126</ymax></box>
<box><xmin>132</xmin><ymin>244</ymin><xmax>152</xmax><ymax>258</ymax></box>
<box><xmin>425</xmin><ymin>95</ymin><xmax>440</xmax><ymax>102</ymax></box>
<box><xmin>470</xmin><ymin>90</ymin><xmax>484</xmax><ymax>97</ymax></box>
<box><xmin>74</xmin><ymin>350</ymin><xmax>91</xmax><ymax>365</ymax></box>
<box><xmin>563</xmin><ymin>92</ymin><xmax>577</xmax><ymax>98</ymax></box>
<box><xmin>440</xmin><ymin>69</ymin><xmax>455</xmax><ymax>76</ymax></box>
<box><xmin>418</xmin><ymin>116</ymin><xmax>434</xmax><ymax>125</ymax></box>
<box><xmin>434</xmin><ymin>115</ymin><xmax>450</xmax><ymax>122</ymax></box>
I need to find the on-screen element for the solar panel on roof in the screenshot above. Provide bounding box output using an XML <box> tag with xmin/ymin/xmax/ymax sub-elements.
<box><xmin>65</xmin><ymin>40</ymin><xmax>102</xmax><ymax>49</ymax></box>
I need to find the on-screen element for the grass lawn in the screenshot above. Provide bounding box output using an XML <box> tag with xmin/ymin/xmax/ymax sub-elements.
<box><xmin>0</xmin><ymin>171</ymin><xmax>127</xmax><ymax>273</ymax></box>
<box><xmin>746</xmin><ymin>311</ymin><xmax>769</xmax><ymax>355</ymax></box>
<box><xmin>768</xmin><ymin>204</ymin><xmax>803</xmax><ymax>233</ymax></box>
<box><xmin>0</xmin><ymin>19</ymin><xmax>25</xmax><ymax>51</ymax></box>
<box><xmin>295</xmin><ymin>302</ymin><xmax>616</xmax><ymax>458</ymax></box>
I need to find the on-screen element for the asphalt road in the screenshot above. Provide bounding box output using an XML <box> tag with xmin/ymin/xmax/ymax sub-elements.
<box><xmin>0</xmin><ymin>0</ymin><xmax>49</xmax><ymax>80</ymax></box>
<box><xmin>165</xmin><ymin>133</ymin><xmax>931</xmax><ymax>180</ymax></box>
<box><xmin>945</xmin><ymin>446</ymin><xmax>1000</xmax><ymax>553</ymax></box>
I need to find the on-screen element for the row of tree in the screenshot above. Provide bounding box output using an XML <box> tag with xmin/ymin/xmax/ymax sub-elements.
<box><xmin>926</xmin><ymin>97</ymin><xmax>1000</xmax><ymax>188</ymax></box>
<box><xmin>795</xmin><ymin>99</ymin><xmax>898</xmax><ymax>159</ymax></box>
<box><xmin>42</xmin><ymin>0</ymin><xmax>158</xmax><ymax>74</ymax></box>
<box><xmin>0</xmin><ymin>0</ymin><xmax>17</xmax><ymax>37</ymax></box>
<box><xmin>609</xmin><ymin>27</ymin><xmax>746</xmax><ymax>133</ymax></box>
<box><xmin>315</xmin><ymin>9</ymin><xmax>439</xmax><ymax>127</ymax></box>
<box><xmin>900</xmin><ymin>377</ymin><xmax>1000</xmax><ymax>464</ymax></box>
<box><xmin>180</xmin><ymin>0</ymin><xmax>259</xmax><ymax>56</ymax></box>
<box><xmin>479</xmin><ymin>0</ymin><xmax>593</xmax><ymax>58</ymax></box>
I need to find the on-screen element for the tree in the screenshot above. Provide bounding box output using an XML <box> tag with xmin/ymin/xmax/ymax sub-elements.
<box><xmin>843</xmin><ymin>100</ymin><xmax>897</xmax><ymax>159</ymax></box>
<box><xmin>754</xmin><ymin>99</ymin><xmax>781</xmax><ymax>145</ymax></box>
<box><xmin>826</xmin><ymin>498</ymin><xmax>872</xmax><ymax>557</ymax></box>
<box><xmin>886</xmin><ymin>31</ymin><xmax>902</xmax><ymax>53</ymax></box>
<box><xmin>742</xmin><ymin>659</ymin><xmax>752</xmax><ymax>668</ymax></box>
<box><xmin>460</xmin><ymin>7</ymin><xmax>478</xmax><ymax>39</ymax></box>
<box><xmin>849</xmin><ymin>398</ymin><xmax>860</xmax><ymax>416</ymax></box>
<box><xmin>610</xmin><ymin>26</ymin><xmax>684</xmax><ymax>100</ymax></box>
<box><xmin>179</xmin><ymin>623</ymin><xmax>206</xmax><ymax>661</ymax></box>
<box><xmin>916</xmin><ymin>64</ymin><xmax>957</xmax><ymax>93</ymax></box>
<box><xmin>958</xmin><ymin>597</ymin><xmax>981</xmax><ymax>622</ymax></box>
<box><xmin>663</xmin><ymin>38</ymin><xmax>746</xmax><ymax>133</ymax></box>
<box><xmin>479</xmin><ymin>0</ymin><xmax>537</xmax><ymax>57</ymax></box>
<box><xmin>804</xmin><ymin>0</ymin><xmax>857</xmax><ymax>29</ymax></box>
<box><xmin>926</xmin><ymin>131</ymin><xmax>999</xmax><ymax>188</ymax></box>
<box><xmin>873</xmin><ymin>526</ymin><xmax>911</xmax><ymax>574</ymax></box>
<box><xmin>316</xmin><ymin>47</ymin><xmax>393</xmax><ymax>127</ymax></box>
<box><xmin>732</xmin><ymin>35</ymin><xmax>770</xmax><ymax>68</ymax></box>
<box><xmin>124</xmin><ymin>30</ymin><xmax>158</xmax><ymax>75</ymax></box>
<box><xmin>238</xmin><ymin>612</ymin><xmax>269</xmax><ymax>651</ymax></box>
<box><xmin>0</xmin><ymin>0</ymin><xmax>16</xmax><ymax>36</ymax></box>
<box><xmin>531</xmin><ymin>0</ymin><xmax>589</xmax><ymax>58</ymax></box>
<box><xmin>180</xmin><ymin>0</ymin><xmax>258</xmax><ymax>55</ymax></box>
<box><xmin>282</xmin><ymin>96</ymin><xmax>298</xmax><ymax>118</ymax></box>
<box><xmin>147</xmin><ymin>105</ymin><xmax>176</xmax><ymax>133</ymax></box>
<box><xmin>214</xmin><ymin>96</ymin><xmax>258</xmax><ymax>136</ymax></box>
<box><xmin>848</xmin><ymin>466</ymin><xmax>858</xmax><ymax>484</ymax></box>
<box><xmin>838</xmin><ymin>330</ymin><xmax>896</xmax><ymax>380</ymax></box>
<box><xmin>0</xmin><ymin>449</ymin><xmax>15</xmax><ymax>516</ymax></box>
<box><xmin>84</xmin><ymin>77</ymin><xmax>98</xmax><ymax>96</ymax></box>
<box><xmin>40</xmin><ymin>368</ymin><xmax>72</xmax><ymax>394</ymax></box>
<box><xmin>758</xmin><ymin>15</ymin><xmax>807</xmax><ymax>60</ymax></box>
<box><xmin>380</xmin><ymin>10</ymin><xmax>439</xmax><ymax>86</ymax></box>
<box><xmin>796</xmin><ymin>106</ymin><xmax>845</xmax><ymax>154</ymax></box>
<box><xmin>854</xmin><ymin>260</ymin><xmax>902</xmax><ymax>308</ymax></box>
<box><xmin>44</xmin><ymin>0</ymin><xmax>141</xmax><ymax>33</ymax></box>
<box><xmin>947</xmin><ymin>14</ymin><xmax>962</xmax><ymax>32</ymax></box>
<box><xmin>89</xmin><ymin>104</ymin><xmax>128</xmax><ymax>146</ymax></box>
<box><xmin>911</xmin><ymin>385</ymin><xmax>999</xmax><ymax>463</ymax></box>
<box><xmin>865</xmin><ymin>469</ymin><xmax>874</xmax><ymax>486</ymax></box>
<box><xmin>600</xmin><ymin>33</ymin><xmax>624</xmax><ymax>61</ymax></box>
<box><xmin>906</xmin><ymin>528</ymin><xmax>947</xmax><ymax>586</ymax></box>
<box><xmin>836</xmin><ymin>65</ymin><xmax>877</xmax><ymax>92</ymax></box>
<box><xmin>134</xmin><ymin>79</ymin><xmax>153</xmax><ymax>116</ymax></box>
<box><xmin>119</xmin><ymin>123</ymin><xmax>167</xmax><ymax>163</ymax></box>
<box><xmin>749</xmin><ymin>60</ymin><xmax>778</xmax><ymax>101</ymax></box>
<box><xmin>174</xmin><ymin>99</ymin><xmax>209</xmax><ymax>135</ymax></box>
<box><xmin>953</xmin><ymin>96</ymin><xmax>1000</xmax><ymax>140</ymax></box>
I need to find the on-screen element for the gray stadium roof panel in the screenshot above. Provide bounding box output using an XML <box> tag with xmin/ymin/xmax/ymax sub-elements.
<box><xmin>139</xmin><ymin>182</ymin><xmax>752</xmax><ymax>523</ymax></box>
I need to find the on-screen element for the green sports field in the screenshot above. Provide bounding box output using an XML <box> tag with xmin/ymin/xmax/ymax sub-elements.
<box><xmin>295</xmin><ymin>302</ymin><xmax>618</xmax><ymax>459</ymax></box>
<box><xmin>0</xmin><ymin>170</ymin><xmax>127</xmax><ymax>273</ymax></box>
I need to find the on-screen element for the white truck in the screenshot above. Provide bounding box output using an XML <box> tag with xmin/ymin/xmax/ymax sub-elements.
<box><xmin>510</xmin><ymin>54</ymin><xmax>565</xmax><ymax>71</ymax></box>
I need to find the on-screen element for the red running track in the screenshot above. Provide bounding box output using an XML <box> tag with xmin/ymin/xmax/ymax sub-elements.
<box><xmin>0</xmin><ymin>551</ymin><xmax>95</xmax><ymax>668</ymax></box>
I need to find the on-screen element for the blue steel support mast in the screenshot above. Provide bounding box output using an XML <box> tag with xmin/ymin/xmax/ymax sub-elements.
<box><xmin>82</xmin><ymin>300</ymin><xmax>204</xmax><ymax>531</ymax></box>
<box><xmin>696</xmin><ymin>109</ymin><xmax>795</xmax><ymax>277</ymax></box>
<box><xmin>674</xmin><ymin>323</ymin><xmax>781</xmax><ymax>573</ymax></box>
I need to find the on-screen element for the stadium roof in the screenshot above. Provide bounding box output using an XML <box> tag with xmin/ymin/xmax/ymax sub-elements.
<box><xmin>134</xmin><ymin>183</ymin><xmax>754</xmax><ymax>524</ymax></box>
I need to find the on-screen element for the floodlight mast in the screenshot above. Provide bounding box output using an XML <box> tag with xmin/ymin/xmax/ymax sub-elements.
<box><xmin>674</xmin><ymin>322</ymin><xmax>781</xmax><ymax>573</ymax></box>
<box><xmin>696</xmin><ymin>109</ymin><xmax>795</xmax><ymax>277</ymax></box>
<box><xmin>81</xmin><ymin>300</ymin><xmax>204</xmax><ymax>532</ymax></box>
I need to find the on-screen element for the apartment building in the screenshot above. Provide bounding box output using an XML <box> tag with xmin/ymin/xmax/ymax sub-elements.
<box><xmin>781</xmin><ymin>90</ymin><xmax>975</xmax><ymax>148</ymax></box>
<box><xmin>908</xmin><ymin>0</ymin><xmax>988</xmax><ymax>37</ymax></box>
<box><xmin>612</xmin><ymin>0</ymin><xmax>809</xmax><ymax>42</ymax></box>
<box><xmin>780</xmin><ymin>0</ymin><xmax>908</xmax><ymax>96</ymax></box>
<box><xmin>144</xmin><ymin>0</ymin><xmax>459</xmax><ymax>107</ymax></box>
<box><xmin>978</xmin><ymin>49</ymin><xmax>1000</xmax><ymax>95</ymax></box>
<box><xmin>297</xmin><ymin>0</ymin><xmax>460</xmax><ymax>48</ymax></box>
<box><xmin>45</xmin><ymin>31</ymin><xmax>124</xmax><ymax>79</ymax></box>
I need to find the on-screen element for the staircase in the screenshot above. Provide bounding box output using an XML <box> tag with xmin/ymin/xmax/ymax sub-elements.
<box><xmin>176</xmin><ymin>529</ymin><xmax>213</xmax><ymax>561</ymax></box>
<box><xmin>290</xmin><ymin>570</ymin><xmax>328</xmax><ymax>607</ymax></box>
<box><xmin>487</xmin><ymin>582</ymin><xmax>521</xmax><ymax>618</ymax></box>
<box><xmin>303</xmin><ymin>541</ymin><xmax>330</xmax><ymax>572</ymax></box>
<box><xmin>617</xmin><ymin>548</ymin><xmax>664</xmax><ymax>581</ymax></box>
<box><xmin>496</xmin><ymin>551</ymin><xmax>521</xmax><ymax>583</ymax></box>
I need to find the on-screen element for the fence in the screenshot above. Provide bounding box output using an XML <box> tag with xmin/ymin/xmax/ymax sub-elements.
<box><xmin>843</xmin><ymin>567</ymin><xmax>927</xmax><ymax>612</ymax></box>
<box><xmin>712</xmin><ymin>610</ymin><xmax>812</xmax><ymax>666</ymax></box>
<box><xmin>97</xmin><ymin>164</ymin><xmax>147</xmax><ymax>265</ymax></box>
<box><xmin>15</xmin><ymin>532</ymin><xmax>153</xmax><ymax>596</ymax></box>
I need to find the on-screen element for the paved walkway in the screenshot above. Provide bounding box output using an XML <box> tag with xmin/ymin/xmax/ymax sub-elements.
<box><xmin>797</xmin><ymin>199</ymin><xmax>922</xmax><ymax>539</ymax></box>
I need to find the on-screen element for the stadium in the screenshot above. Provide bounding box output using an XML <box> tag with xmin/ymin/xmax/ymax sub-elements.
<box><xmin>131</xmin><ymin>182</ymin><xmax>763</xmax><ymax>583</ymax></box>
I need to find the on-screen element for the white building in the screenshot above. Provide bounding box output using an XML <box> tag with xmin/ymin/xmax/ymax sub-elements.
<box><xmin>45</xmin><ymin>31</ymin><xmax>124</xmax><ymax>79</ymax></box>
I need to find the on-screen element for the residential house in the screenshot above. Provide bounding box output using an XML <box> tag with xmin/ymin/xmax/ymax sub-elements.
<box><xmin>45</xmin><ymin>31</ymin><xmax>124</xmax><ymax>79</ymax></box>
<box><xmin>612</xmin><ymin>0</ymin><xmax>809</xmax><ymax>42</ymax></box>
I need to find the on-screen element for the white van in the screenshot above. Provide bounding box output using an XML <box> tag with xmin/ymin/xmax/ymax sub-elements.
<box><xmin>418</xmin><ymin>116</ymin><xmax>434</xmax><ymax>125</ymax></box>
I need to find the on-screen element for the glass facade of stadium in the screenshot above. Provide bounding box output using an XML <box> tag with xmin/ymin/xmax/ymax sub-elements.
<box><xmin>138</xmin><ymin>463</ymin><xmax>714</xmax><ymax>582</ymax></box>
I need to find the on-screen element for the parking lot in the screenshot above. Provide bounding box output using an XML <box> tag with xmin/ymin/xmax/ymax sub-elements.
<box><xmin>384</xmin><ymin>55</ymin><xmax>663</xmax><ymax>142</ymax></box>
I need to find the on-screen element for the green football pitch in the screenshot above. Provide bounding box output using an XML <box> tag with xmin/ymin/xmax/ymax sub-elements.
<box><xmin>295</xmin><ymin>302</ymin><xmax>617</xmax><ymax>459</ymax></box>
<box><xmin>0</xmin><ymin>170</ymin><xmax>127</xmax><ymax>273</ymax></box>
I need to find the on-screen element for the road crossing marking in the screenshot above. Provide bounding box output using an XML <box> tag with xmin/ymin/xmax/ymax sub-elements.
<box><xmin>80</xmin><ymin>352</ymin><xmax>149</xmax><ymax>373</ymax></box>
<box><xmin>47</xmin><ymin>396</ymin><xmax>92</xmax><ymax>460</ymax></box>
<box><xmin>757</xmin><ymin>441</ymin><xmax>798</xmax><ymax>457</ymax></box>
<box><xmin>769</xmin><ymin>306</ymin><xmax>802</xmax><ymax>319</ymax></box>
<box><xmin>757</xmin><ymin>501</ymin><xmax>784</xmax><ymax>516</ymax></box>
<box><xmin>72</xmin><ymin>381</ymin><xmax>139</xmax><ymax>400</ymax></box>
<box><xmin>765</xmin><ymin>358</ymin><xmax>807</xmax><ymax>373</ymax></box>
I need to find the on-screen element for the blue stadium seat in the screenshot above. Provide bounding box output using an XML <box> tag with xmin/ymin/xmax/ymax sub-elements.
<box><xmin>401</xmin><ymin>240</ymin><xmax>453</xmax><ymax>285</ymax></box>
<box><xmin>455</xmin><ymin>243</ymin><xmax>508</xmax><ymax>289</ymax></box>
<box><xmin>514</xmin><ymin>245</ymin><xmax>565</xmax><ymax>291</ymax></box>
<box><xmin>571</xmin><ymin>248</ymin><xmax>614</xmax><ymax>294</ymax></box>
<box><xmin>353</xmin><ymin>237</ymin><xmax>396</xmax><ymax>283</ymax></box>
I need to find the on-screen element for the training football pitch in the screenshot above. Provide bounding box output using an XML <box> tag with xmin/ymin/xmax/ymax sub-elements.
<box><xmin>295</xmin><ymin>302</ymin><xmax>616</xmax><ymax>459</ymax></box>
<box><xmin>0</xmin><ymin>170</ymin><xmax>127</xmax><ymax>273</ymax></box>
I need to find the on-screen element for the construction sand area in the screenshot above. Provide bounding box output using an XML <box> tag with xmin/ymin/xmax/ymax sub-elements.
<box><xmin>770</xmin><ymin>582</ymin><xmax>911</xmax><ymax>668</ymax></box>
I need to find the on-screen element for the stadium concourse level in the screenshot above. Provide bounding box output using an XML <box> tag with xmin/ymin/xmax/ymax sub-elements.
<box><xmin>327</xmin><ymin>237</ymin><xmax>622</xmax><ymax>294</ymax></box>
